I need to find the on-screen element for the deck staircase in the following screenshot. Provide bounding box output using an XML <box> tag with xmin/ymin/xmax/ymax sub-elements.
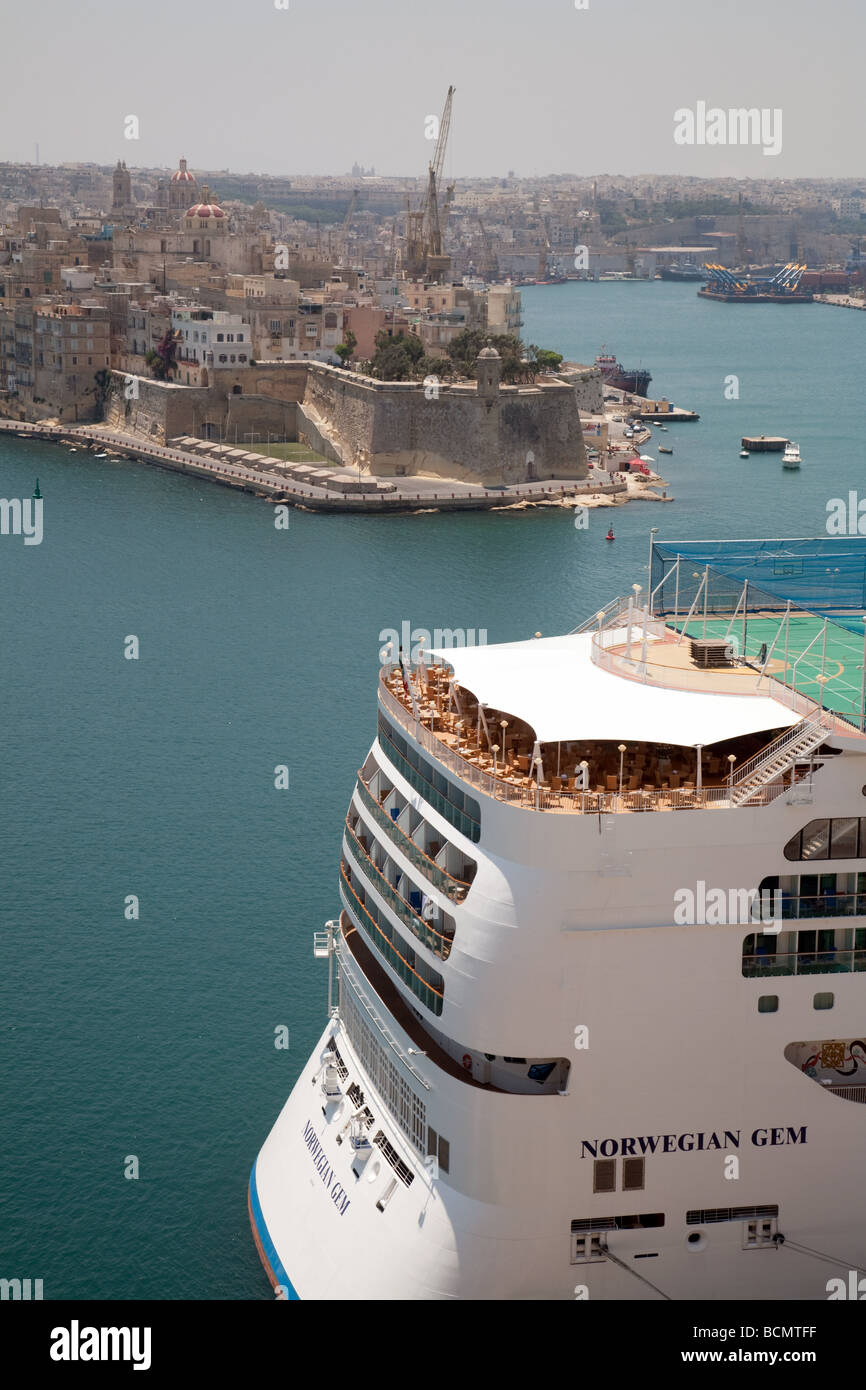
<box><xmin>730</xmin><ymin>710</ymin><xmax>834</xmax><ymax>806</ymax></box>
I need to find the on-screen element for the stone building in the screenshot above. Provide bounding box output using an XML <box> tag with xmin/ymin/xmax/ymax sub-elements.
<box><xmin>156</xmin><ymin>157</ymin><xmax>200</xmax><ymax>212</ymax></box>
<box><xmin>0</xmin><ymin>300</ymin><xmax>110</xmax><ymax>421</ymax></box>
<box><xmin>112</xmin><ymin>160</ymin><xmax>132</xmax><ymax>212</ymax></box>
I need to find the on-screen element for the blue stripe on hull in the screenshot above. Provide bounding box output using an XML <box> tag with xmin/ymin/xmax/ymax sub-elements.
<box><xmin>248</xmin><ymin>1158</ymin><xmax>301</xmax><ymax>1300</ymax></box>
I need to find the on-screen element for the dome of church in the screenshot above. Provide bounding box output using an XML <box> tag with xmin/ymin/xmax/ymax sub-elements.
<box><xmin>171</xmin><ymin>157</ymin><xmax>196</xmax><ymax>184</ymax></box>
<box><xmin>185</xmin><ymin>185</ymin><xmax>224</xmax><ymax>219</ymax></box>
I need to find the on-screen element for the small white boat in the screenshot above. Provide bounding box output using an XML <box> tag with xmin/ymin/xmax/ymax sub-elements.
<box><xmin>782</xmin><ymin>441</ymin><xmax>801</xmax><ymax>469</ymax></box>
<box><xmin>93</xmin><ymin>451</ymin><xmax>108</xmax><ymax>458</ymax></box>
<box><xmin>739</xmin><ymin>449</ymin><xmax>750</xmax><ymax>458</ymax></box>
<box><xmin>658</xmin><ymin>445</ymin><xmax>673</xmax><ymax>455</ymax></box>
<box><xmin>658</xmin><ymin>424</ymin><xmax>668</xmax><ymax>432</ymax></box>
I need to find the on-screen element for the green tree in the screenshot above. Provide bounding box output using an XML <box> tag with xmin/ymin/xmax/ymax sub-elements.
<box><xmin>334</xmin><ymin>328</ymin><xmax>357</xmax><ymax>366</ymax></box>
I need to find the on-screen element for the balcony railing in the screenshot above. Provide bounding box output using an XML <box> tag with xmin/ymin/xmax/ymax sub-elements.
<box><xmin>343</xmin><ymin>817</ymin><xmax>455</xmax><ymax>960</ymax></box>
<box><xmin>339</xmin><ymin>863</ymin><xmax>444</xmax><ymax>1015</ymax></box>
<box><xmin>354</xmin><ymin>772</ymin><xmax>471</xmax><ymax>903</ymax></box>
<box><xmin>743</xmin><ymin>950</ymin><xmax>866</xmax><ymax>977</ymax></box>
<box><xmin>379</xmin><ymin>672</ymin><xmax>796</xmax><ymax>815</ymax></box>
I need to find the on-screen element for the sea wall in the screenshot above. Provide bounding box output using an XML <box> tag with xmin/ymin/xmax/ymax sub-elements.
<box><xmin>302</xmin><ymin>364</ymin><xmax>587</xmax><ymax>484</ymax></box>
<box><xmin>102</xmin><ymin>360</ymin><xmax>588</xmax><ymax>484</ymax></box>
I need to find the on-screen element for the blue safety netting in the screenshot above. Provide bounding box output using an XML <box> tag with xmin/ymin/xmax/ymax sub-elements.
<box><xmin>651</xmin><ymin>538</ymin><xmax>866</xmax><ymax>632</ymax></box>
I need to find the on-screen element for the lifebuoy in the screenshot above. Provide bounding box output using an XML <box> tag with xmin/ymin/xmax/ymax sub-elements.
<box><xmin>462</xmin><ymin>1053</ymin><xmax>472</xmax><ymax>1070</ymax></box>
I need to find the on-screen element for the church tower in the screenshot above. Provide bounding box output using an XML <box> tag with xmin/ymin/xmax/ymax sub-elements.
<box><xmin>112</xmin><ymin>160</ymin><xmax>131</xmax><ymax>210</ymax></box>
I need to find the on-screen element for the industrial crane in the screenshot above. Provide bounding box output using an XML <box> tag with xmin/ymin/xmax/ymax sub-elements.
<box><xmin>336</xmin><ymin>188</ymin><xmax>359</xmax><ymax>269</ymax></box>
<box><xmin>404</xmin><ymin>85</ymin><xmax>455</xmax><ymax>282</ymax></box>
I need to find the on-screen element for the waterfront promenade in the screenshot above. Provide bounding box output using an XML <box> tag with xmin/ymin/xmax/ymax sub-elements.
<box><xmin>0</xmin><ymin>419</ymin><xmax>649</xmax><ymax>513</ymax></box>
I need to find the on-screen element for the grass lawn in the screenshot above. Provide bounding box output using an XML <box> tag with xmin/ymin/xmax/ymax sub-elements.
<box><xmin>243</xmin><ymin>441</ymin><xmax>329</xmax><ymax>464</ymax></box>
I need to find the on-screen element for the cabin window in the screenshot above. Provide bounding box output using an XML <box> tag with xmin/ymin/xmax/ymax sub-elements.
<box><xmin>593</xmin><ymin>1159</ymin><xmax>616</xmax><ymax>1194</ymax></box>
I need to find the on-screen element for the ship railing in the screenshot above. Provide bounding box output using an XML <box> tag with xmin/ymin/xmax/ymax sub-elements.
<box><xmin>380</xmin><ymin>676</ymin><xmax>808</xmax><ymax>813</ymax></box>
<box><xmin>343</xmin><ymin>816</ymin><xmax>455</xmax><ymax>961</ymax></box>
<box><xmin>354</xmin><ymin>771</ymin><xmax>471</xmax><ymax>902</ymax></box>
<box><xmin>339</xmin><ymin>864</ymin><xmax>445</xmax><ymax>1015</ymax></box>
<box><xmin>587</xmin><ymin>595</ymin><xmax>865</xmax><ymax>734</ymax></box>
<box><xmin>742</xmin><ymin>949</ymin><xmax>866</xmax><ymax>978</ymax></box>
<box><xmin>334</xmin><ymin>926</ymin><xmax>431</xmax><ymax>1091</ymax></box>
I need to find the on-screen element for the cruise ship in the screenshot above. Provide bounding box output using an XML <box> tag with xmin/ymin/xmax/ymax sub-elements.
<box><xmin>249</xmin><ymin>551</ymin><xmax>866</xmax><ymax>1300</ymax></box>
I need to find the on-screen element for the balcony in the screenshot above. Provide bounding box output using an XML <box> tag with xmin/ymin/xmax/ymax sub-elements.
<box><xmin>343</xmin><ymin>817</ymin><xmax>455</xmax><ymax>960</ymax></box>
<box><xmin>340</xmin><ymin>860</ymin><xmax>444</xmax><ymax>1015</ymax></box>
<box><xmin>354</xmin><ymin>770</ymin><xmax>473</xmax><ymax>903</ymax></box>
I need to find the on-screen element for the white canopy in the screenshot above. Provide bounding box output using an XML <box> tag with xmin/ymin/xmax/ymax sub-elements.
<box><xmin>429</xmin><ymin>632</ymin><xmax>801</xmax><ymax>748</ymax></box>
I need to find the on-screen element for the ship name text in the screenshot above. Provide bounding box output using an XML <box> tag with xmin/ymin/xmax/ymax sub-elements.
<box><xmin>302</xmin><ymin>1120</ymin><xmax>351</xmax><ymax>1215</ymax></box>
<box><xmin>580</xmin><ymin>1127</ymin><xmax>807</xmax><ymax>1158</ymax></box>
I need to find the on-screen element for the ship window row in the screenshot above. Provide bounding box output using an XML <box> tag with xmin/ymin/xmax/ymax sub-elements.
<box><xmin>758</xmin><ymin>992</ymin><xmax>836</xmax><ymax>1011</ymax></box>
<box><xmin>341</xmin><ymin>858</ymin><xmax>445</xmax><ymax>1015</ymax></box>
<box><xmin>357</xmin><ymin>753</ymin><xmax>477</xmax><ymax>903</ymax></box>
<box><xmin>784</xmin><ymin>817</ymin><xmax>866</xmax><ymax>862</ymax></box>
<box><xmin>743</xmin><ymin>926</ymin><xmax>866</xmax><ymax>978</ymax></box>
<box><xmin>378</xmin><ymin>713</ymin><xmax>481</xmax><ymax>843</ymax></box>
<box><xmin>687</xmin><ymin>1204</ymin><xmax>779</xmax><ymax>1226</ymax></box>
<box><xmin>340</xmin><ymin>975</ymin><xmax>452</xmax><ymax>1172</ymax></box>
<box><xmin>593</xmin><ymin>1158</ymin><xmax>645</xmax><ymax>1193</ymax></box>
<box><xmin>759</xmin><ymin>871</ymin><xmax>866</xmax><ymax>920</ymax></box>
<box><xmin>344</xmin><ymin>810</ymin><xmax>457</xmax><ymax>961</ymax></box>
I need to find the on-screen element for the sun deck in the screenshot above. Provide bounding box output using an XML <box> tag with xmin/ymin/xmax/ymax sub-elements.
<box><xmin>378</xmin><ymin>598</ymin><xmax>862</xmax><ymax>814</ymax></box>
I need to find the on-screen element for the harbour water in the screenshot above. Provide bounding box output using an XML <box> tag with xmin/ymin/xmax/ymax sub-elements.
<box><xmin>1</xmin><ymin>281</ymin><xmax>862</xmax><ymax>1299</ymax></box>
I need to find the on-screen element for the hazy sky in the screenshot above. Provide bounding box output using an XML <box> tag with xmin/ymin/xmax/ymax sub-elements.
<box><xmin>2</xmin><ymin>0</ymin><xmax>863</xmax><ymax>179</ymax></box>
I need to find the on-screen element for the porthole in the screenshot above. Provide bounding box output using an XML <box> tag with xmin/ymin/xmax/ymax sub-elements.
<box><xmin>813</xmin><ymin>992</ymin><xmax>834</xmax><ymax>1010</ymax></box>
<box><xmin>758</xmin><ymin>995</ymin><xmax>779</xmax><ymax>1013</ymax></box>
<box><xmin>687</xmin><ymin>1232</ymin><xmax>706</xmax><ymax>1251</ymax></box>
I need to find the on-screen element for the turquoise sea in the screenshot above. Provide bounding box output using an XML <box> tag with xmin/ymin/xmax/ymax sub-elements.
<box><xmin>1</xmin><ymin>282</ymin><xmax>862</xmax><ymax>1298</ymax></box>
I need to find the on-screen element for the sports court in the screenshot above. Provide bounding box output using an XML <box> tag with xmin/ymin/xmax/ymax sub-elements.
<box><xmin>651</xmin><ymin>539</ymin><xmax>866</xmax><ymax>725</ymax></box>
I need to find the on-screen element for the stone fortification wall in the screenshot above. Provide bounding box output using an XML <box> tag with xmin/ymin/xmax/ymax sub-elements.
<box><xmin>302</xmin><ymin>363</ymin><xmax>587</xmax><ymax>485</ymax></box>
<box><xmin>104</xmin><ymin>364</ymin><xmax>306</xmax><ymax>443</ymax></box>
<box><xmin>559</xmin><ymin>364</ymin><xmax>605</xmax><ymax>415</ymax></box>
<box><xmin>102</xmin><ymin>360</ymin><xmax>587</xmax><ymax>484</ymax></box>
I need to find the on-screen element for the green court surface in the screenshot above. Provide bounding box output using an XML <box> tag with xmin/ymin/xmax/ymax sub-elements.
<box><xmin>244</xmin><ymin>441</ymin><xmax>329</xmax><ymax>464</ymax></box>
<box><xmin>669</xmin><ymin>612</ymin><xmax>866</xmax><ymax>723</ymax></box>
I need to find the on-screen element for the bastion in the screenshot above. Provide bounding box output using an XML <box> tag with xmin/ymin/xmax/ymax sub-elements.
<box><xmin>103</xmin><ymin>347</ymin><xmax>588</xmax><ymax>486</ymax></box>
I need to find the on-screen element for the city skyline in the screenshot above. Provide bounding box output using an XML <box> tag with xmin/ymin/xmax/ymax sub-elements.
<box><xmin>2</xmin><ymin>0</ymin><xmax>864</xmax><ymax>180</ymax></box>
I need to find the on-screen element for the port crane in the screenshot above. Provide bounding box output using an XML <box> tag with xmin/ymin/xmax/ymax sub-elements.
<box><xmin>335</xmin><ymin>188</ymin><xmax>359</xmax><ymax>269</ymax></box>
<box><xmin>404</xmin><ymin>85</ymin><xmax>455</xmax><ymax>282</ymax></box>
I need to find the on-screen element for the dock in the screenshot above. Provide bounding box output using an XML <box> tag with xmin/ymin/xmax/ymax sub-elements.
<box><xmin>635</xmin><ymin>406</ymin><xmax>700</xmax><ymax>423</ymax></box>
<box><xmin>741</xmin><ymin>435</ymin><xmax>788</xmax><ymax>452</ymax></box>
<box><xmin>0</xmin><ymin>419</ymin><xmax>641</xmax><ymax>514</ymax></box>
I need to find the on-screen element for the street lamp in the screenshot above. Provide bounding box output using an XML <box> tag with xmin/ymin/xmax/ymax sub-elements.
<box><xmin>618</xmin><ymin>743</ymin><xmax>627</xmax><ymax>797</ymax></box>
<box><xmin>727</xmin><ymin>753</ymin><xmax>737</xmax><ymax>796</ymax></box>
<box><xmin>694</xmin><ymin>742</ymin><xmax>704</xmax><ymax>795</ymax></box>
<box><xmin>491</xmin><ymin>743</ymin><xmax>500</xmax><ymax>777</ymax></box>
<box><xmin>579</xmin><ymin>760</ymin><xmax>589</xmax><ymax>814</ymax></box>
